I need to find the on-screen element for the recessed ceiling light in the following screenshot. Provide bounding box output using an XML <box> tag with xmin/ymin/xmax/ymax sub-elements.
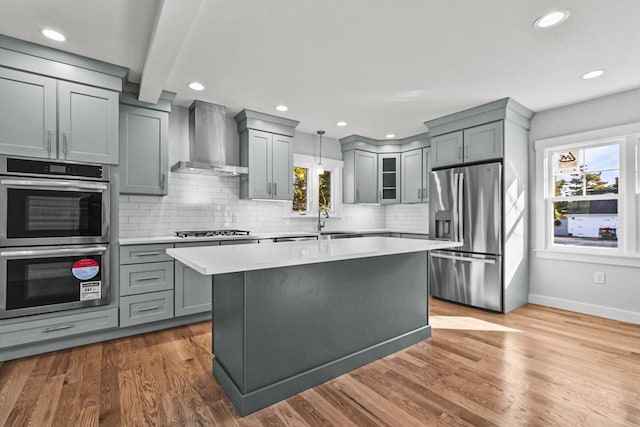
<box><xmin>385</xmin><ymin>134</ymin><xmax>396</xmax><ymax>139</ymax></box>
<box><xmin>336</xmin><ymin>121</ymin><xmax>347</xmax><ymax>127</ymax></box>
<box><xmin>582</xmin><ymin>69</ymin><xmax>606</xmax><ymax>80</ymax></box>
<box><xmin>276</xmin><ymin>105</ymin><xmax>288</xmax><ymax>112</ymax></box>
<box><xmin>41</xmin><ymin>28</ymin><xmax>65</xmax><ymax>42</ymax></box>
<box><xmin>188</xmin><ymin>82</ymin><xmax>205</xmax><ymax>91</ymax></box>
<box><xmin>533</xmin><ymin>10</ymin><xmax>570</xmax><ymax>28</ymax></box>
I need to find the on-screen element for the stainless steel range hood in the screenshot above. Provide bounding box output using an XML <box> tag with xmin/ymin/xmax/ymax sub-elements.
<box><xmin>171</xmin><ymin>100</ymin><xmax>248</xmax><ymax>176</ymax></box>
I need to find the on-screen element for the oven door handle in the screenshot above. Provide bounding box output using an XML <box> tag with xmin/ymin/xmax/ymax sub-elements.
<box><xmin>0</xmin><ymin>246</ymin><xmax>108</xmax><ymax>258</ymax></box>
<box><xmin>0</xmin><ymin>179</ymin><xmax>108</xmax><ymax>191</ymax></box>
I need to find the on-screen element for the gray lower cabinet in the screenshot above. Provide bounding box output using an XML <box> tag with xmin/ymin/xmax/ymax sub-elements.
<box><xmin>120</xmin><ymin>261</ymin><xmax>174</xmax><ymax>296</ymax></box>
<box><xmin>120</xmin><ymin>290</ymin><xmax>174</xmax><ymax>327</ymax></box>
<box><xmin>119</xmin><ymin>104</ymin><xmax>169</xmax><ymax>195</ymax></box>
<box><xmin>174</xmin><ymin>261</ymin><xmax>212</xmax><ymax>317</ymax></box>
<box><xmin>0</xmin><ymin>67</ymin><xmax>119</xmax><ymax>163</ymax></box>
<box><xmin>0</xmin><ymin>308</ymin><xmax>118</xmax><ymax>348</ymax></box>
<box><xmin>173</xmin><ymin>241</ymin><xmax>220</xmax><ymax>317</ymax></box>
<box><xmin>119</xmin><ymin>243</ymin><xmax>175</xmax><ymax>326</ymax></box>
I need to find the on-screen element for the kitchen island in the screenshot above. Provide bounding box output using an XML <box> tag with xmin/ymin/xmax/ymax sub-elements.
<box><xmin>166</xmin><ymin>237</ymin><xmax>460</xmax><ymax>416</ymax></box>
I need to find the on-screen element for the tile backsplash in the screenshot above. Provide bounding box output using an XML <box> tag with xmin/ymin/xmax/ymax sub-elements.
<box><xmin>119</xmin><ymin>173</ymin><xmax>428</xmax><ymax>238</ymax></box>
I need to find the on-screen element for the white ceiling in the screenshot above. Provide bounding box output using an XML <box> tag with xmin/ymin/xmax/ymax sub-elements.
<box><xmin>1</xmin><ymin>0</ymin><xmax>639</xmax><ymax>139</ymax></box>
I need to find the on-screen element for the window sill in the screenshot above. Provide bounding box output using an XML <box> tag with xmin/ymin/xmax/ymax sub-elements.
<box><xmin>534</xmin><ymin>248</ymin><xmax>640</xmax><ymax>267</ymax></box>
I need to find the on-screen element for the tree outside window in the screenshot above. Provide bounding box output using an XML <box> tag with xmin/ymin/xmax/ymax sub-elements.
<box><xmin>319</xmin><ymin>171</ymin><xmax>331</xmax><ymax>213</ymax></box>
<box><xmin>293</xmin><ymin>167</ymin><xmax>308</xmax><ymax>212</ymax></box>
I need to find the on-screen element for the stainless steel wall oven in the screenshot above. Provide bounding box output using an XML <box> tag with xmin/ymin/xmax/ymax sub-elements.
<box><xmin>0</xmin><ymin>156</ymin><xmax>110</xmax><ymax>318</ymax></box>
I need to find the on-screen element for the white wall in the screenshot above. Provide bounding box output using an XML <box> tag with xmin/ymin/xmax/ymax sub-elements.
<box><xmin>528</xmin><ymin>87</ymin><xmax>640</xmax><ymax>324</ymax></box>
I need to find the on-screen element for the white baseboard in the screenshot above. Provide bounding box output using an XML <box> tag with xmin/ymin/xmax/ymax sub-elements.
<box><xmin>528</xmin><ymin>294</ymin><xmax>640</xmax><ymax>325</ymax></box>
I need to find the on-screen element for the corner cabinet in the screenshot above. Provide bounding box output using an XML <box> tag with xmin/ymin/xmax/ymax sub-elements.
<box><xmin>340</xmin><ymin>133</ymin><xmax>430</xmax><ymax>205</ymax></box>
<box><xmin>0</xmin><ymin>68</ymin><xmax>119</xmax><ymax>164</ymax></box>
<box><xmin>431</xmin><ymin>121</ymin><xmax>503</xmax><ymax>168</ymax></box>
<box><xmin>401</xmin><ymin>148</ymin><xmax>430</xmax><ymax>203</ymax></box>
<box><xmin>235</xmin><ymin>109</ymin><xmax>299</xmax><ymax>201</ymax></box>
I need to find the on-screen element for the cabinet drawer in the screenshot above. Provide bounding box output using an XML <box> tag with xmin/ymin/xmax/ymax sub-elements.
<box><xmin>0</xmin><ymin>308</ymin><xmax>118</xmax><ymax>348</ymax></box>
<box><xmin>120</xmin><ymin>244</ymin><xmax>173</xmax><ymax>264</ymax></box>
<box><xmin>120</xmin><ymin>291</ymin><xmax>173</xmax><ymax>327</ymax></box>
<box><xmin>120</xmin><ymin>261</ymin><xmax>174</xmax><ymax>296</ymax></box>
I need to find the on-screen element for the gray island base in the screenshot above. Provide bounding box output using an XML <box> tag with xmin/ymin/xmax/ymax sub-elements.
<box><xmin>166</xmin><ymin>237</ymin><xmax>461</xmax><ymax>416</ymax></box>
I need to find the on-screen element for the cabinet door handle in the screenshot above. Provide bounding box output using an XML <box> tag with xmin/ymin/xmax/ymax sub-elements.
<box><xmin>43</xmin><ymin>324</ymin><xmax>73</xmax><ymax>333</ymax></box>
<box><xmin>134</xmin><ymin>251</ymin><xmax>161</xmax><ymax>257</ymax></box>
<box><xmin>136</xmin><ymin>276</ymin><xmax>161</xmax><ymax>282</ymax></box>
<box><xmin>458</xmin><ymin>145</ymin><xmax>462</xmax><ymax>160</ymax></box>
<box><xmin>160</xmin><ymin>173</ymin><xmax>166</xmax><ymax>189</ymax></box>
<box><xmin>46</xmin><ymin>130</ymin><xmax>52</xmax><ymax>153</ymax></box>
<box><xmin>137</xmin><ymin>305</ymin><xmax>161</xmax><ymax>313</ymax></box>
<box><xmin>63</xmin><ymin>133</ymin><xmax>68</xmax><ymax>156</ymax></box>
<box><xmin>274</xmin><ymin>182</ymin><xmax>277</xmax><ymax>196</ymax></box>
<box><xmin>418</xmin><ymin>189</ymin><xmax>421</xmax><ymax>199</ymax></box>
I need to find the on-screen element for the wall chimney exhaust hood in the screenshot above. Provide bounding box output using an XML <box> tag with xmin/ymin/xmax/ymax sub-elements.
<box><xmin>171</xmin><ymin>100</ymin><xmax>248</xmax><ymax>176</ymax></box>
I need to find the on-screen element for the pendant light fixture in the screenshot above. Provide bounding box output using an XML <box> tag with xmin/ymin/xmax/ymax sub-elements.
<box><xmin>317</xmin><ymin>130</ymin><xmax>325</xmax><ymax>175</ymax></box>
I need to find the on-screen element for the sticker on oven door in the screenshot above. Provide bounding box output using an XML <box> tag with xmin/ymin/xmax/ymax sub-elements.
<box><xmin>80</xmin><ymin>281</ymin><xmax>101</xmax><ymax>301</ymax></box>
<box><xmin>72</xmin><ymin>258</ymin><xmax>99</xmax><ymax>280</ymax></box>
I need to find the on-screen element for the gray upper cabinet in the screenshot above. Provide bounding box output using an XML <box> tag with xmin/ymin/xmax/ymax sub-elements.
<box><xmin>244</xmin><ymin>129</ymin><xmax>293</xmax><ymax>200</ymax></box>
<box><xmin>463</xmin><ymin>121</ymin><xmax>503</xmax><ymax>163</ymax></box>
<box><xmin>0</xmin><ymin>68</ymin><xmax>119</xmax><ymax>164</ymax></box>
<box><xmin>58</xmin><ymin>81</ymin><xmax>118</xmax><ymax>164</ymax></box>
<box><xmin>236</xmin><ymin>109</ymin><xmax>299</xmax><ymax>201</ymax></box>
<box><xmin>0</xmin><ymin>68</ymin><xmax>56</xmax><ymax>159</ymax></box>
<box><xmin>431</xmin><ymin>121</ymin><xmax>503</xmax><ymax>168</ymax></box>
<box><xmin>401</xmin><ymin>148</ymin><xmax>430</xmax><ymax>203</ymax></box>
<box><xmin>431</xmin><ymin>131</ymin><xmax>463</xmax><ymax>168</ymax></box>
<box><xmin>378</xmin><ymin>153</ymin><xmax>400</xmax><ymax>204</ymax></box>
<box><xmin>119</xmin><ymin>105</ymin><xmax>169</xmax><ymax>195</ymax></box>
<box><xmin>340</xmin><ymin>132</ymin><xmax>430</xmax><ymax>205</ymax></box>
<box><xmin>355</xmin><ymin>150</ymin><xmax>378</xmax><ymax>203</ymax></box>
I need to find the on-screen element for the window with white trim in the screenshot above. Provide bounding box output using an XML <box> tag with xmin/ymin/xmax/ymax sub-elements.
<box><xmin>535</xmin><ymin>123</ymin><xmax>639</xmax><ymax>260</ymax></box>
<box><xmin>550</xmin><ymin>142</ymin><xmax>620</xmax><ymax>248</ymax></box>
<box><xmin>291</xmin><ymin>154</ymin><xmax>343</xmax><ymax>217</ymax></box>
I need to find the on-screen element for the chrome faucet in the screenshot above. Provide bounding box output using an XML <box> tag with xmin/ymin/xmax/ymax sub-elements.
<box><xmin>317</xmin><ymin>209</ymin><xmax>329</xmax><ymax>232</ymax></box>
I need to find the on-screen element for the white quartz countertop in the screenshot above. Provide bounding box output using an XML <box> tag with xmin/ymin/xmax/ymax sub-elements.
<box><xmin>119</xmin><ymin>229</ymin><xmax>428</xmax><ymax>245</ymax></box>
<box><xmin>166</xmin><ymin>237</ymin><xmax>460</xmax><ymax>275</ymax></box>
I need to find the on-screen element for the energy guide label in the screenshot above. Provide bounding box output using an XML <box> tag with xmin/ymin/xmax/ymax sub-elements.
<box><xmin>80</xmin><ymin>281</ymin><xmax>101</xmax><ymax>301</ymax></box>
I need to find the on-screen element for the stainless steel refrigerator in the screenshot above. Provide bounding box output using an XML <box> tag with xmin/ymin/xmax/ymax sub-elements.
<box><xmin>429</xmin><ymin>161</ymin><xmax>503</xmax><ymax>312</ymax></box>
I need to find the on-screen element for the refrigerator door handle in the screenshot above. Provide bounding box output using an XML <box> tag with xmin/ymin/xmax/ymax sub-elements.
<box><xmin>457</xmin><ymin>172</ymin><xmax>464</xmax><ymax>243</ymax></box>
<box><xmin>430</xmin><ymin>252</ymin><xmax>496</xmax><ymax>264</ymax></box>
<box><xmin>452</xmin><ymin>173</ymin><xmax>459</xmax><ymax>241</ymax></box>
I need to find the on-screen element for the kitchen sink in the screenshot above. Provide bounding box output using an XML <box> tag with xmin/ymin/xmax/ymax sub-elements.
<box><xmin>320</xmin><ymin>232</ymin><xmax>362</xmax><ymax>239</ymax></box>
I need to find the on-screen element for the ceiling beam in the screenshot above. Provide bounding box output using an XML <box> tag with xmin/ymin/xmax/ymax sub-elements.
<box><xmin>138</xmin><ymin>0</ymin><xmax>203</xmax><ymax>103</ymax></box>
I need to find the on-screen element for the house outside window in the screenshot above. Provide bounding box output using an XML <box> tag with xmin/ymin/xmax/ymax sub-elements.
<box><xmin>550</xmin><ymin>143</ymin><xmax>619</xmax><ymax>248</ymax></box>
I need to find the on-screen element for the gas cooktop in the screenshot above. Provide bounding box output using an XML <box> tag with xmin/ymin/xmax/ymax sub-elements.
<box><xmin>174</xmin><ymin>229</ymin><xmax>251</xmax><ymax>238</ymax></box>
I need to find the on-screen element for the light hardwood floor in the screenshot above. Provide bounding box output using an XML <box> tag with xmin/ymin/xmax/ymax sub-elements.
<box><xmin>1</xmin><ymin>299</ymin><xmax>638</xmax><ymax>426</ymax></box>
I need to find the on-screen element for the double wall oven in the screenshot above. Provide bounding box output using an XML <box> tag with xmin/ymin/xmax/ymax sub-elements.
<box><xmin>0</xmin><ymin>156</ymin><xmax>111</xmax><ymax>318</ymax></box>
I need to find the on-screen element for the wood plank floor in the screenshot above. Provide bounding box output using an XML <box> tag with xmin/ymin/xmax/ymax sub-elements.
<box><xmin>1</xmin><ymin>299</ymin><xmax>638</xmax><ymax>426</ymax></box>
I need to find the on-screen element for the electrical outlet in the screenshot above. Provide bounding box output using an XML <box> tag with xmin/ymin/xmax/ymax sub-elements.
<box><xmin>594</xmin><ymin>272</ymin><xmax>606</xmax><ymax>284</ymax></box>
